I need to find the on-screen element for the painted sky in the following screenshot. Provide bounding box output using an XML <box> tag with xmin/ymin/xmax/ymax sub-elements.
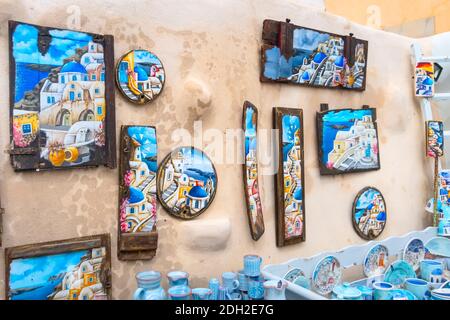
<box><xmin>128</xmin><ymin>126</ymin><xmax>157</xmax><ymax>159</ymax></box>
<box><xmin>282</xmin><ymin>114</ymin><xmax>300</xmax><ymax>143</ymax></box>
<box><xmin>179</xmin><ymin>147</ymin><xmax>215</xmax><ymax>175</ymax></box>
<box><xmin>355</xmin><ymin>189</ymin><xmax>380</xmax><ymax>210</ymax></box>
<box><xmin>10</xmin><ymin>250</ymin><xmax>88</xmax><ymax>290</ymax></box>
<box><xmin>322</xmin><ymin>109</ymin><xmax>373</xmax><ymax>123</ymax></box>
<box><xmin>293</xmin><ymin>28</ymin><xmax>330</xmax><ymax>51</ymax></box>
<box><xmin>13</xmin><ymin>23</ymin><xmax>92</xmax><ymax>65</ymax></box>
<box><xmin>134</xmin><ymin>50</ymin><xmax>162</xmax><ymax>65</ymax></box>
<box><xmin>245</xmin><ymin>107</ymin><xmax>256</xmax><ymax>137</ymax></box>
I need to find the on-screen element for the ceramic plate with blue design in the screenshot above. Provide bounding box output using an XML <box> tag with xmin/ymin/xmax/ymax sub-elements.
<box><xmin>384</xmin><ymin>260</ymin><xmax>416</xmax><ymax>287</ymax></box>
<box><xmin>312</xmin><ymin>256</ymin><xmax>342</xmax><ymax>295</ymax></box>
<box><xmin>284</xmin><ymin>268</ymin><xmax>310</xmax><ymax>289</ymax></box>
<box><xmin>425</xmin><ymin>237</ymin><xmax>450</xmax><ymax>258</ymax></box>
<box><xmin>403</xmin><ymin>238</ymin><xmax>425</xmax><ymax>271</ymax></box>
<box><xmin>363</xmin><ymin>244</ymin><xmax>389</xmax><ymax>278</ymax></box>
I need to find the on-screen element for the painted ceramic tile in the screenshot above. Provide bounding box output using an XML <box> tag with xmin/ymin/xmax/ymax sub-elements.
<box><xmin>352</xmin><ymin>187</ymin><xmax>386</xmax><ymax>240</ymax></box>
<box><xmin>426</xmin><ymin>121</ymin><xmax>444</xmax><ymax>158</ymax></box>
<box><xmin>403</xmin><ymin>238</ymin><xmax>425</xmax><ymax>271</ymax></box>
<box><xmin>274</xmin><ymin>108</ymin><xmax>305</xmax><ymax>247</ymax></box>
<box><xmin>243</xmin><ymin>102</ymin><xmax>265</xmax><ymax>241</ymax></box>
<box><xmin>9</xmin><ymin>21</ymin><xmax>116</xmax><ymax>171</ymax></box>
<box><xmin>317</xmin><ymin>107</ymin><xmax>380</xmax><ymax>175</ymax></box>
<box><xmin>363</xmin><ymin>244</ymin><xmax>389</xmax><ymax>277</ymax></box>
<box><xmin>116</xmin><ymin>49</ymin><xmax>165</xmax><ymax>104</ymax></box>
<box><xmin>157</xmin><ymin>147</ymin><xmax>217</xmax><ymax>219</ymax></box>
<box><xmin>120</xmin><ymin>126</ymin><xmax>157</xmax><ymax>233</ymax></box>
<box><xmin>5</xmin><ymin>234</ymin><xmax>111</xmax><ymax>300</ymax></box>
<box><xmin>312</xmin><ymin>256</ymin><xmax>342</xmax><ymax>295</ymax></box>
<box><xmin>415</xmin><ymin>62</ymin><xmax>434</xmax><ymax>97</ymax></box>
<box><xmin>261</xmin><ymin>20</ymin><xmax>368</xmax><ymax>91</ymax></box>
<box><xmin>439</xmin><ymin>170</ymin><xmax>450</xmax><ymax>206</ymax></box>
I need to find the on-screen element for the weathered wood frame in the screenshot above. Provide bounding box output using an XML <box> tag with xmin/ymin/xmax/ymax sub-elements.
<box><xmin>260</xmin><ymin>19</ymin><xmax>369</xmax><ymax>91</ymax></box>
<box><xmin>273</xmin><ymin>107</ymin><xmax>306</xmax><ymax>247</ymax></box>
<box><xmin>352</xmin><ymin>186</ymin><xmax>387</xmax><ymax>240</ymax></box>
<box><xmin>242</xmin><ymin>101</ymin><xmax>265</xmax><ymax>241</ymax></box>
<box><xmin>115</xmin><ymin>49</ymin><xmax>166</xmax><ymax>105</ymax></box>
<box><xmin>5</xmin><ymin>234</ymin><xmax>112</xmax><ymax>300</ymax></box>
<box><xmin>316</xmin><ymin>104</ymin><xmax>381</xmax><ymax>176</ymax></box>
<box><xmin>156</xmin><ymin>147</ymin><xmax>218</xmax><ymax>220</ymax></box>
<box><xmin>118</xmin><ymin>125</ymin><xmax>158</xmax><ymax>261</ymax></box>
<box><xmin>8</xmin><ymin>20</ymin><xmax>116</xmax><ymax>171</ymax></box>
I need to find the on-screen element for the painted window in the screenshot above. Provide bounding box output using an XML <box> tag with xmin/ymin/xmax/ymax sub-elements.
<box><xmin>69</xmin><ymin>91</ymin><xmax>75</xmax><ymax>101</ymax></box>
<box><xmin>95</xmin><ymin>88</ymin><xmax>100</xmax><ymax>94</ymax></box>
<box><xmin>85</xmin><ymin>57</ymin><xmax>90</xmax><ymax>64</ymax></box>
<box><xmin>71</xmin><ymin>84</ymin><xmax>75</xmax><ymax>89</ymax></box>
<box><xmin>101</xmin><ymin>73</ymin><xmax>105</xmax><ymax>81</ymax></box>
<box><xmin>72</xmin><ymin>75</ymin><xmax>77</xmax><ymax>81</ymax></box>
<box><xmin>61</xmin><ymin>76</ymin><xmax>65</xmax><ymax>83</ymax></box>
<box><xmin>47</xmin><ymin>96</ymin><xmax>51</xmax><ymax>104</ymax></box>
<box><xmin>51</xmin><ymin>97</ymin><xmax>55</xmax><ymax>103</ymax></box>
<box><xmin>97</xmin><ymin>106</ymin><xmax>102</xmax><ymax>115</ymax></box>
<box><xmin>141</xmin><ymin>170</ymin><xmax>145</xmax><ymax>175</ymax></box>
<box><xmin>142</xmin><ymin>204</ymin><xmax>145</xmax><ymax>210</ymax></box>
<box><xmin>92</xmin><ymin>74</ymin><xmax>97</xmax><ymax>80</ymax></box>
<box><xmin>130</xmin><ymin>207</ymin><xmax>135</xmax><ymax>214</ymax></box>
<box><xmin>78</xmin><ymin>93</ymin><xmax>81</xmax><ymax>99</ymax></box>
<box><xmin>22</xmin><ymin>123</ymin><xmax>32</xmax><ymax>135</ymax></box>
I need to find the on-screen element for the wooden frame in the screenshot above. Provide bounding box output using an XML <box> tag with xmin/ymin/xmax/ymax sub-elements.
<box><xmin>118</xmin><ymin>126</ymin><xmax>158</xmax><ymax>261</ymax></box>
<box><xmin>156</xmin><ymin>147</ymin><xmax>218</xmax><ymax>220</ymax></box>
<box><xmin>5</xmin><ymin>234</ymin><xmax>112</xmax><ymax>300</ymax></box>
<box><xmin>261</xmin><ymin>19</ymin><xmax>368</xmax><ymax>91</ymax></box>
<box><xmin>242</xmin><ymin>101</ymin><xmax>265</xmax><ymax>241</ymax></box>
<box><xmin>352</xmin><ymin>187</ymin><xmax>387</xmax><ymax>240</ymax></box>
<box><xmin>115</xmin><ymin>49</ymin><xmax>166</xmax><ymax>105</ymax></box>
<box><xmin>8</xmin><ymin>20</ymin><xmax>116</xmax><ymax>171</ymax></box>
<box><xmin>273</xmin><ymin>107</ymin><xmax>305</xmax><ymax>247</ymax></box>
<box><xmin>316</xmin><ymin>104</ymin><xmax>381</xmax><ymax>176</ymax></box>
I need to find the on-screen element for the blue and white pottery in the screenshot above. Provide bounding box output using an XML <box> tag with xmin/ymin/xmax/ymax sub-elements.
<box><xmin>133</xmin><ymin>271</ymin><xmax>166</xmax><ymax>300</ymax></box>
<box><xmin>384</xmin><ymin>260</ymin><xmax>416</xmax><ymax>287</ymax></box>
<box><xmin>168</xmin><ymin>285</ymin><xmax>192</xmax><ymax>300</ymax></box>
<box><xmin>192</xmin><ymin>288</ymin><xmax>213</xmax><ymax>300</ymax></box>
<box><xmin>312</xmin><ymin>256</ymin><xmax>342</xmax><ymax>295</ymax></box>
<box><xmin>248</xmin><ymin>276</ymin><xmax>265</xmax><ymax>300</ymax></box>
<box><xmin>431</xmin><ymin>288</ymin><xmax>450</xmax><ymax>300</ymax></box>
<box><xmin>244</xmin><ymin>255</ymin><xmax>262</xmax><ymax>277</ymax></box>
<box><xmin>167</xmin><ymin>271</ymin><xmax>189</xmax><ymax>287</ymax></box>
<box><xmin>391</xmin><ymin>289</ymin><xmax>416</xmax><ymax>300</ymax></box>
<box><xmin>420</xmin><ymin>259</ymin><xmax>443</xmax><ymax>282</ymax></box>
<box><xmin>222</xmin><ymin>272</ymin><xmax>239</xmax><ymax>292</ymax></box>
<box><xmin>425</xmin><ymin>237</ymin><xmax>450</xmax><ymax>257</ymax></box>
<box><xmin>363</xmin><ymin>245</ymin><xmax>389</xmax><ymax>278</ymax></box>
<box><xmin>218</xmin><ymin>286</ymin><xmax>229</xmax><ymax>300</ymax></box>
<box><xmin>230</xmin><ymin>292</ymin><xmax>242</xmax><ymax>300</ymax></box>
<box><xmin>404</xmin><ymin>278</ymin><xmax>429</xmax><ymax>300</ymax></box>
<box><xmin>209</xmin><ymin>278</ymin><xmax>220</xmax><ymax>300</ymax></box>
<box><xmin>373</xmin><ymin>281</ymin><xmax>393</xmax><ymax>300</ymax></box>
<box><xmin>356</xmin><ymin>285</ymin><xmax>373</xmax><ymax>300</ymax></box>
<box><xmin>332</xmin><ymin>283</ymin><xmax>362</xmax><ymax>300</ymax></box>
<box><xmin>237</xmin><ymin>269</ymin><xmax>249</xmax><ymax>292</ymax></box>
<box><xmin>263</xmin><ymin>280</ymin><xmax>287</xmax><ymax>300</ymax></box>
<box><xmin>441</xmin><ymin>280</ymin><xmax>450</xmax><ymax>289</ymax></box>
<box><xmin>403</xmin><ymin>238</ymin><xmax>426</xmax><ymax>272</ymax></box>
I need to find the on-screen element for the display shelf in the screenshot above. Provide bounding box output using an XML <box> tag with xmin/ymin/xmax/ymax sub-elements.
<box><xmin>261</xmin><ymin>227</ymin><xmax>438</xmax><ymax>300</ymax></box>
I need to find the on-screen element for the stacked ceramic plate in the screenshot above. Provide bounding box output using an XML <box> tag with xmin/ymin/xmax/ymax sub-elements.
<box><xmin>431</xmin><ymin>288</ymin><xmax>450</xmax><ymax>300</ymax></box>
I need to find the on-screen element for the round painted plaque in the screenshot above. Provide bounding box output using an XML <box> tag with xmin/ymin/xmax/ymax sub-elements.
<box><xmin>312</xmin><ymin>256</ymin><xmax>342</xmax><ymax>295</ymax></box>
<box><xmin>116</xmin><ymin>49</ymin><xmax>165</xmax><ymax>104</ymax></box>
<box><xmin>363</xmin><ymin>244</ymin><xmax>389</xmax><ymax>278</ymax></box>
<box><xmin>352</xmin><ymin>187</ymin><xmax>387</xmax><ymax>240</ymax></box>
<box><xmin>157</xmin><ymin>147</ymin><xmax>217</xmax><ymax>219</ymax></box>
<box><xmin>403</xmin><ymin>238</ymin><xmax>425</xmax><ymax>271</ymax></box>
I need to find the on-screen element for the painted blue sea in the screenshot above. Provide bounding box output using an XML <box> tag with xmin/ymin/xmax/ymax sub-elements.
<box><xmin>14</xmin><ymin>62</ymin><xmax>54</xmax><ymax>103</ymax></box>
<box><xmin>11</xmin><ymin>279</ymin><xmax>62</xmax><ymax>300</ymax></box>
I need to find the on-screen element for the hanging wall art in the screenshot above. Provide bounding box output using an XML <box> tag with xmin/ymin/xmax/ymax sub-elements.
<box><xmin>5</xmin><ymin>234</ymin><xmax>112</xmax><ymax>300</ymax></box>
<box><xmin>316</xmin><ymin>104</ymin><xmax>380</xmax><ymax>175</ymax></box>
<box><xmin>157</xmin><ymin>147</ymin><xmax>217</xmax><ymax>220</ymax></box>
<box><xmin>118</xmin><ymin>126</ymin><xmax>158</xmax><ymax>261</ymax></box>
<box><xmin>261</xmin><ymin>19</ymin><xmax>368</xmax><ymax>91</ymax></box>
<box><xmin>415</xmin><ymin>62</ymin><xmax>435</xmax><ymax>97</ymax></box>
<box><xmin>352</xmin><ymin>187</ymin><xmax>387</xmax><ymax>240</ymax></box>
<box><xmin>8</xmin><ymin>21</ymin><xmax>116</xmax><ymax>171</ymax></box>
<box><xmin>116</xmin><ymin>49</ymin><xmax>165</xmax><ymax>104</ymax></box>
<box><xmin>273</xmin><ymin>107</ymin><xmax>305</xmax><ymax>247</ymax></box>
<box><xmin>427</xmin><ymin>120</ymin><xmax>444</xmax><ymax>227</ymax></box>
<box><xmin>243</xmin><ymin>101</ymin><xmax>265</xmax><ymax>241</ymax></box>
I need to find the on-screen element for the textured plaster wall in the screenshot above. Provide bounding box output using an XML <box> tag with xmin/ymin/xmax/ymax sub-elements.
<box><xmin>0</xmin><ymin>0</ymin><xmax>431</xmax><ymax>299</ymax></box>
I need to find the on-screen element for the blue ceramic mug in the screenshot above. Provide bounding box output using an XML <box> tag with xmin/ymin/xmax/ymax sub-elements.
<box><xmin>237</xmin><ymin>269</ymin><xmax>249</xmax><ymax>292</ymax></box>
<box><xmin>244</xmin><ymin>255</ymin><xmax>262</xmax><ymax>277</ymax></box>
<box><xmin>222</xmin><ymin>272</ymin><xmax>239</xmax><ymax>292</ymax></box>
<box><xmin>420</xmin><ymin>260</ymin><xmax>443</xmax><ymax>282</ymax></box>
<box><xmin>168</xmin><ymin>285</ymin><xmax>191</xmax><ymax>300</ymax></box>
<box><xmin>404</xmin><ymin>278</ymin><xmax>429</xmax><ymax>300</ymax></box>
<box><xmin>248</xmin><ymin>276</ymin><xmax>265</xmax><ymax>300</ymax></box>
<box><xmin>209</xmin><ymin>278</ymin><xmax>220</xmax><ymax>300</ymax></box>
<box><xmin>373</xmin><ymin>282</ymin><xmax>393</xmax><ymax>300</ymax></box>
<box><xmin>192</xmin><ymin>288</ymin><xmax>213</xmax><ymax>300</ymax></box>
<box><xmin>218</xmin><ymin>286</ymin><xmax>230</xmax><ymax>300</ymax></box>
<box><xmin>167</xmin><ymin>271</ymin><xmax>189</xmax><ymax>287</ymax></box>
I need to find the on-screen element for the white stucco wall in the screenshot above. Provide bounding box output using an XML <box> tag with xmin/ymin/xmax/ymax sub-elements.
<box><xmin>0</xmin><ymin>0</ymin><xmax>433</xmax><ymax>299</ymax></box>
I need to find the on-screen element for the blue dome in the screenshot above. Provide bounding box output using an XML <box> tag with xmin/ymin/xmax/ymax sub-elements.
<box><xmin>188</xmin><ymin>186</ymin><xmax>208</xmax><ymax>198</ymax></box>
<box><xmin>334</xmin><ymin>55</ymin><xmax>345</xmax><ymax>68</ymax></box>
<box><xmin>129</xmin><ymin>186</ymin><xmax>145</xmax><ymax>204</ymax></box>
<box><xmin>301</xmin><ymin>72</ymin><xmax>310</xmax><ymax>81</ymax></box>
<box><xmin>423</xmin><ymin>77</ymin><xmax>434</xmax><ymax>86</ymax></box>
<box><xmin>134</xmin><ymin>66</ymin><xmax>148</xmax><ymax>81</ymax></box>
<box><xmin>60</xmin><ymin>61</ymin><xmax>87</xmax><ymax>74</ymax></box>
<box><xmin>313</xmin><ymin>52</ymin><xmax>327</xmax><ymax>64</ymax></box>
<box><xmin>294</xmin><ymin>188</ymin><xmax>302</xmax><ymax>201</ymax></box>
<box><xmin>376</xmin><ymin>211</ymin><xmax>386</xmax><ymax>221</ymax></box>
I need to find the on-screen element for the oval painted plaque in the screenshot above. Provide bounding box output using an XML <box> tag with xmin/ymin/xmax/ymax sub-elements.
<box><xmin>116</xmin><ymin>49</ymin><xmax>165</xmax><ymax>104</ymax></box>
<box><xmin>157</xmin><ymin>147</ymin><xmax>217</xmax><ymax>219</ymax></box>
<box><xmin>352</xmin><ymin>187</ymin><xmax>387</xmax><ymax>240</ymax></box>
